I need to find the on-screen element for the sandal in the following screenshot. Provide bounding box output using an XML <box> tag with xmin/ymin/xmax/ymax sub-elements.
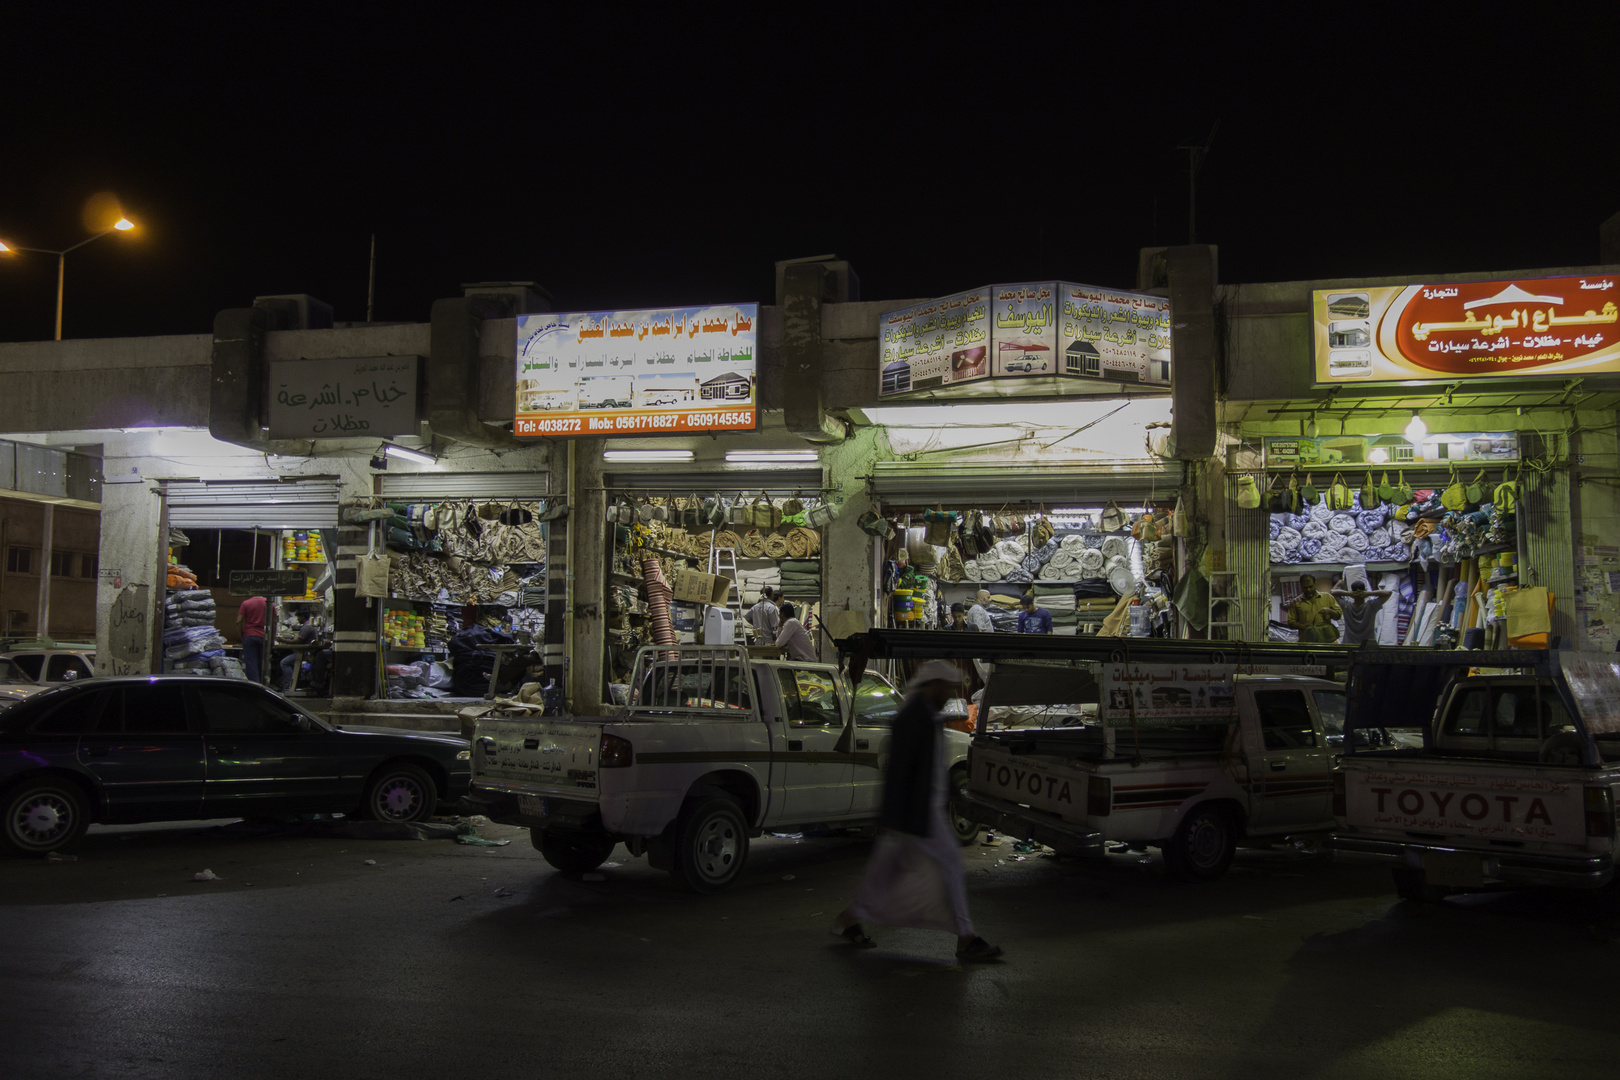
<box><xmin>833</xmin><ymin>923</ymin><xmax>877</xmax><ymax>949</ymax></box>
<box><xmin>955</xmin><ymin>937</ymin><xmax>1004</xmax><ymax>962</ymax></box>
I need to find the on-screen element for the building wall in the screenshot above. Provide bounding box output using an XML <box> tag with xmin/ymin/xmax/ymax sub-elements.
<box><xmin>0</xmin><ymin>500</ymin><xmax>101</xmax><ymax>639</ymax></box>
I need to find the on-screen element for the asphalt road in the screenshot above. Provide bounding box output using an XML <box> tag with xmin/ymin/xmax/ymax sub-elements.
<box><xmin>4</xmin><ymin>820</ymin><xmax>1620</xmax><ymax>1080</ymax></box>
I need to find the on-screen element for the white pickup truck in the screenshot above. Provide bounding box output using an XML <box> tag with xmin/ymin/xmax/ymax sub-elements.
<box><xmin>1332</xmin><ymin>648</ymin><xmax>1620</xmax><ymax>900</ymax></box>
<box><xmin>960</xmin><ymin>662</ymin><xmax>1346</xmax><ymax>880</ymax></box>
<box><xmin>467</xmin><ymin>646</ymin><xmax>974</xmax><ymax>892</ymax></box>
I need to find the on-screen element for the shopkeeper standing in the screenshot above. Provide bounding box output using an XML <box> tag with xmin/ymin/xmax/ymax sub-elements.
<box><xmin>1016</xmin><ymin>593</ymin><xmax>1053</xmax><ymax>635</ymax></box>
<box><xmin>236</xmin><ymin>594</ymin><xmax>268</xmax><ymax>684</ymax></box>
<box><xmin>1287</xmin><ymin>574</ymin><xmax>1343</xmax><ymax>644</ymax></box>
<box><xmin>746</xmin><ymin>586</ymin><xmax>780</xmax><ymax>642</ymax></box>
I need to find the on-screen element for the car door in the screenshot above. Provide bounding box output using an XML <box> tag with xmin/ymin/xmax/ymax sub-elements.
<box><xmin>848</xmin><ymin>673</ymin><xmax>906</xmax><ymax>817</ymax></box>
<box><xmin>1245</xmin><ymin>685</ymin><xmax>1334</xmax><ymax>832</ymax></box>
<box><xmin>77</xmin><ymin>683</ymin><xmax>207</xmax><ymax>823</ymax></box>
<box><xmin>772</xmin><ymin>667</ymin><xmax>853</xmax><ymax>822</ymax></box>
<box><xmin>193</xmin><ymin>682</ymin><xmax>349</xmax><ymax>816</ymax></box>
<box><xmin>46</xmin><ymin>653</ymin><xmax>93</xmax><ymax>683</ymax></box>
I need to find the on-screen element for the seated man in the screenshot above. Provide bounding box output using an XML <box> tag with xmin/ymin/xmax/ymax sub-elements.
<box><xmin>775</xmin><ymin>601</ymin><xmax>816</xmax><ymax>661</ymax></box>
<box><xmin>279</xmin><ymin>610</ymin><xmax>324</xmax><ymax>690</ymax></box>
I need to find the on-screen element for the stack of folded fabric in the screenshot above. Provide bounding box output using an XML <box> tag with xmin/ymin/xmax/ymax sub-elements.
<box><xmin>164</xmin><ymin>588</ymin><xmax>217</xmax><ymax>629</ymax></box>
<box><xmin>778</xmin><ymin>559</ymin><xmax>821</xmax><ymax>597</ymax></box>
<box><xmin>163</xmin><ymin>624</ymin><xmax>227</xmax><ymax>676</ymax></box>
<box><xmin>736</xmin><ymin>565</ymin><xmax>781</xmax><ymax>605</ymax></box>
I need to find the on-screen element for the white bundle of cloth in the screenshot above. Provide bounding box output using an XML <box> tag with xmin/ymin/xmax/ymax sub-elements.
<box><xmin>1058</xmin><ymin>535</ymin><xmax>1088</xmax><ymax>553</ymax></box>
<box><xmin>1302</xmin><ymin>520</ymin><xmax>1330</xmax><ymax>541</ymax></box>
<box><xmin>1345</xmin><ymin>530</ymin><xmax>1369</xmax><ymax>551</ymax></box>
<box><xmin>1270</xmin><ymin>539</ymin><xmax>1288</xmax><ymax>562</ymax></box>
<box><xmin>1077</xmin><ymin>548</ymin><xmax>1106</xmax><ymax>574</ymax></box>
<box><xmin>964</xmin><ymin>561</ymin><xmax>984</xmax><ymax>581</ymax></box>
<box><xmin>1277</xmin><ymin>526</ymin><xmax>1302</xmax><ymax>551</ymax></box>
<box><xmin>1100</xmin><ymin>536</ymin><xmax>1130</xmax><ymax>561</ymax></box>
<box><xmin>1035</xmin><ymin>594</ymin><xmax>1076</xmax><ymax>613</ymax></box>
<box><xmin>1369</xmin><ymin>526</ymin><xmax>1392</xmax><ymax>548</ymax></box>
<box><xmin>736</xmin><ymin>566</ymin><xmax>781</xmax><ymax>605</ymax></box>
<box><xmin>1310</xmin><ymin>502</ymin><xmax>1333</xmax><ymax>523</ymax></box>
<box><xmin>1329</xmin><ymin>513</ymin><xmax>1358</xmax><ymax>535</ymax></box>
<box><xmin>1320</xmin><ymin>532</ymin><xmax>1347</xmax><ymax>558</ymax></box>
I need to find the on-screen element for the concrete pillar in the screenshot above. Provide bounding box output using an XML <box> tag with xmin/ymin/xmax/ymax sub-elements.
<box><xmin>569</xmin><ymin>438</ymin><xmax>606</xmax><ymax>715</ymax></box>
<box><xmin>541</xmin><ymin>442</ymin><xmax>571</xmax><ymax>696</ymax></box>
<box><xmin>94</xmin><ymin>478</ymin><xmax>166</xmax><ymax>675</ymax></box>
<box><xmin>820</xmin><ymin>426</ymin><xmax>886</xmax><ymax>641</ymax></box>
<box><xmin>331</xmin><ymin>464</ymin><xmax>381</xmax><ymax>701</ymax></box>
<box><xmin>36</xmin><ymin>505</ymin><xmax>53</xmax><ymax>640</ymax></box>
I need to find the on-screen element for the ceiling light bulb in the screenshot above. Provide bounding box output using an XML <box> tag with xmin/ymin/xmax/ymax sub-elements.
<box><xmin>1404</xmin><ymin>412</ymin><xmax>1427</xmax><ymax>443</ymax></box>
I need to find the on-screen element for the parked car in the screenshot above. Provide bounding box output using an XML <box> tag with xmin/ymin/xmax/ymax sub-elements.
<box><xmin>0</xmin><ymin>658</ymin><xmax>48</xmax><ymax>710</ymax></box>
<box><xmin>0</xmin><ymin>675</ymin><xmax>472</xmax><ymax>855</ymax></box>
<box><xmin>2</xmin><ymin>647</ymin><xmax>95</xmax><ymax>685</ymax></box>
<box><xmin>1005</xmin><ymin>359</ymin><xmax>1049</xmax><ymax>373</ymax></box>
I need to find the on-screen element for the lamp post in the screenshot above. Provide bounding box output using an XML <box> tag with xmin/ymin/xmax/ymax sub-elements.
<box><xmin>0</xmin><ymin>217</ymin><xmax>137</xmax><ymax>340</ymax></box>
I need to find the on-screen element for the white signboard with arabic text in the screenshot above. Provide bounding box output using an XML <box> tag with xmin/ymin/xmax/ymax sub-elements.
<box><xmin>1100</xmin><ymin>663</ymin><xmax>1237</xmax><ymax>726</ymax></box>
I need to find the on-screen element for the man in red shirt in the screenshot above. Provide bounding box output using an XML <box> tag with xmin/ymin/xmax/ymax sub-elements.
<box><xmin>236</xmin><ymin>595</ymin><xmax>268</xmax><ymax>684</ymax></box>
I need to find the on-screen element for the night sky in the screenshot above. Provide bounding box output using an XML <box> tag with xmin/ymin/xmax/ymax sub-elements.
<box><xmin>3</xmin><ymin>6</ymin><xmax>1618</xmax><ymax>343</ymax></box>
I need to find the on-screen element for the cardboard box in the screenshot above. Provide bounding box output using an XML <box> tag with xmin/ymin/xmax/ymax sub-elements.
<box><xmin>671</xmin><ymin>569</ymin><xmax>733</xmax><ymax>606</ymax></box>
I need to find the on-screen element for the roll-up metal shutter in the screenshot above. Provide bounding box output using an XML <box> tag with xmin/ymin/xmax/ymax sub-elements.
<box><xmin>871</xmin><ymin>461</ymin><xmax>1183</xmax><ymax>505</ymax></box>
<box><xmin>378</xmin><ymin>472</ymin><xmax>550</xmax><ymax>500</ymax></box>
<box><xmin>603</xmin><ymin>469</ymin><xmax>824</xmax><ymax>494</ymax></box>
<box><xmin>164</xmin><ymin>478</ymin><xmax>341</xmax><ymax>529</ymax></box>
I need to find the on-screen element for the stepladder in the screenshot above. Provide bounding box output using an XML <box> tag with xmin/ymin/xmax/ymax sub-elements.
<box><xmin>709</xmin><ymin>546</ymin><xmax>743</xmax><ymax>621</ymax></box>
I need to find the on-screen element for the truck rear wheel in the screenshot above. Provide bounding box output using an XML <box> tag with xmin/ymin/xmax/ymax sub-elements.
<box><xmin>671</xmin><ymin>796</ymin><xmax>749</xmax><ymax>894</ymax></box>
<box><xmin>948</xmin><ymin>766</ymin><xmax>981</xmax><ymax>846</ymax></box>
<box><xmin>1162</xmin><ymin>804</ymin><xmax>1237</xmax><ymax>881</ymax></box>
<box><xmin>1392</xmin><ymin>866</ymin><xmax>1450</xmax><ymax>903</ymax></box>
<box><xmin>535</xmin><ymin>830</ymin><xmax>616</xmax><ymax>875</ymax></box>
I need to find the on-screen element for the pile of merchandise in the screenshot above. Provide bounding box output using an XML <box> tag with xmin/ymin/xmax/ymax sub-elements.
<box><xmin>163</xmin><ymin>589</ymin><xmax>236</xmax><ymax>677</ymax></box>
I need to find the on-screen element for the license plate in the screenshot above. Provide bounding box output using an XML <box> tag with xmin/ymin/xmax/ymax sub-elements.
<box><xmin>1423</xmin><ymin>850</ymin><xmax>1485</xmax><ymax>887</ymax></box>
<box><xmin>519</xmin><ymin>795</ymin><xmax>549</xmax><ymax>818</ymax></box>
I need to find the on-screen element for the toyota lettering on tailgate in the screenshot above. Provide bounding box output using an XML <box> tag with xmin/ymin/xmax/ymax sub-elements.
<box><xmin>1357</xmin><ymin>770</ymin><xmax>1574</xmax><ymax>840</ymax></box>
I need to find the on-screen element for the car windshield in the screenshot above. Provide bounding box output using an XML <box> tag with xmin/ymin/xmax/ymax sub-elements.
<box><xmin>0</xmin><ymin>658</ymin><xmax>33</xmax><ymax>686</ymax></box>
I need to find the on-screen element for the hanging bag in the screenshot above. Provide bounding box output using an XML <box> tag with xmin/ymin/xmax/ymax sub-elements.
<box><xmin>1300</xmin><ymin>474</ymin><xmax>1320</xmax><ymax>505</ymax></box>
<box><xmin>1378</xmin><ymin>471</ymin><xmax>1396</xmax><ymax>504</ymax></box>
<box><xmin>1360</xmin><ymin>470</ymin><xmax>1379</xmax><ymax>510</ymax></box>
<box><xmin>1397</xmin><ymin>470</ymin><xmax>1414</xmax><ymax>505</ymax></box>
<box><xmin>923</xmin><ymin>507</ymin><xmax>955</xmax><ymax>546</ymax></box>
<box><xmin>1031</xmin><ymin>505</ymin><xmax>1054</xmax><ymax>548</ymax></box>
<box><xmin>1100</xmin><ymin>500</ymin><xmax>1128</xmax><ymax>532</ymax></box>
<box><xmin>749</xmin><ymin>493</ymin><xmax>781</xmax><ymax>529</ymax></box>
<box><xmin>1440</xmin><ymin>466</ymin><xmax>1467</xmax><ymax>512</ymax></box>
<box><xmin>1327</xmin><ymin>472</ymin><xmax>1352</xmax><ymax>511</ymax></box>
<box><xmin>1464</xmin><ymin>469</ymin><xmax>1486</xmax><ymax>507</ymax></box>
<box><xmin>1172</xmin><ymin>494</ymin><xmax>1189</xmax><ymax>537</ymax></box>
<box><xmin>1235</xmin><ymin>475</ymin><xmax>1262</xmax><ymax>510</ymax></box>
<box><xmin>1494</xmin><ymin>466</ymin><xmax>1519</xmax><ymax>513</ymax></box>
<box><xmin>1264</xmin><ymin>474</ymin><xmax>1289</xmax><ymax>514</ymax></box>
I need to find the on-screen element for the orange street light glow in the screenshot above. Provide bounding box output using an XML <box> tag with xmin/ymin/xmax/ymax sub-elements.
<box><xmin>113</xmin><ymin>218</ymin><xmax>135</xmax><ymax>231</ymax></box>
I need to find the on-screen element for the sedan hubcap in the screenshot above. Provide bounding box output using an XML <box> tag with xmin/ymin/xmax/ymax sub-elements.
<box><xmin>379</xmin><ymin>781</ymin><xmax>420</xmax><ymax>819</ymax></box>
<box><xmin>17</xmin><ymin>797</ymin><xmax>66</xmax><ymax>842</ymax></box>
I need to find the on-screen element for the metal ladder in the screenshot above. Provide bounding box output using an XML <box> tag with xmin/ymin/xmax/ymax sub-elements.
<box><xmin>1207</xmin><ymin>570</ymin><xmax>1248</xmax><ymax>640</ymax></box>
<box><xmin>709</xmin><ymin>545</ymin><xmax>743</xmax><ymax>621</ymax></box>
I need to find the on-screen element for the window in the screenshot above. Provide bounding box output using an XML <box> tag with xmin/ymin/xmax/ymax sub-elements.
<box><xmin>192</xmin><ymin>684</ymin><xmax>305</xmax><ymax>734</ymax></box>
<box><xmin>45</xmin><ymin>654</ymin><xmax>92</xmax><ymax>682</ymax></box>
<box><xmin>9</xmin><ymin>654</ymin><xmax>43</xmax><ymax>680</ymax></box>
<box><xmin>79</xmin><ymin>553</ymin><xmax>98</xmax><ymax>578</ymax></box>
<box><xmin>1443</xmin><ymin>688</ymin><xmax>1490</xmax><ymax>737</ymax></box>
<box><xmin>115</xmin><ymin>684</ymin><xmax>194</xmax><ymax>734</ymax></box>
<box><xmin>777</xmin><ymin>669</ymin><xmax>842</xmax><ymax>727</ymax></box>
<box><xmin>6</xmin><ymin>547</ymin><xmax>32</xmax><ymax>574</ymax></box>
<box><xmin>50</xmin><ymin>551</ymin><xmax>73</xmax><ymax>578</ymax></box>
<box><xmin>1312</xmin><ymin>689</ymin><xmax>1347</xmax><ymax>737</ymax></box>
<box><xmin>851</xmin><ymin>675</ymin><xmax>904</xmax><ymax>728</ymax></box>
<box><xmin>1253</xmin><ymin>689</ymin><xmax>1318</xmax><ymax>750</ymax></box>
<box><xmin>31</xmin><ymin>688</ymin><xmax>112</xmax><ymax>734</ymax></box>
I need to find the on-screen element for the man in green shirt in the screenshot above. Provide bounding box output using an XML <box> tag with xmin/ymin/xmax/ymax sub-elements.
<box><xmin>1287</xmin><ymin>574</ymin><xmax>1343</xmax><ymax>643</ymax></box>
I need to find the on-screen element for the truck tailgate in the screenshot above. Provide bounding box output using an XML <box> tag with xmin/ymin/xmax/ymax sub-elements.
<box><xmin>472</xmin><ymin>717</ymin><xmax>604</xmax><ymax>801</ymax></box>
<box><xmin>1339</xmin><ymin>758</ymin><xmax>1588</xmax><ymax>850</ymax></box>
<box><xmin>970</xmin><ymin>743</ymin><xmax>1093</xmax><ymax>825</ymax></box>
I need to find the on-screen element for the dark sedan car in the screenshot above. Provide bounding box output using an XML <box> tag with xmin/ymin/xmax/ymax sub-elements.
<box><xmin>0</xmin><ymin>675</ymin><xmax>471</xmax><ymax>855</ymax></box>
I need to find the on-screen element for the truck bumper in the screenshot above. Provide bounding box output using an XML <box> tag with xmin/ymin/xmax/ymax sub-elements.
<box><xmin>1332</xmin><ymin>835</ymin><xmax>1615</xmax><ymax>889</ymax></box>
<box><xmin>466</xmin><ymin>785</ymin><xmax>603</xmax><ymax>833</ymax></box>
<box><xmin>958</xmin><ymin>790</ymin><xmax>1103</xmax><ymax>854</ymax></box>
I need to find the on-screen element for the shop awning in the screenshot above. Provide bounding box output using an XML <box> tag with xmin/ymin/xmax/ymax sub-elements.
<box><xmin>378</xmin><ymin>473</ymin><xmax>550</xmax><ymax>500</ymax></box>
<box><xmin>603</xmin><ymin>468</ymin><xmax>824</xmax><ymax>494</ymax></box>
<box><xmin>870</xmin><ymin>461</ymin><xmax>1182</xmax><ymax>505</ymax></box>
<box><xmin>163</xmin><ymin>478</ymin><xmax>341</xmax><ymax>529</ymax></box>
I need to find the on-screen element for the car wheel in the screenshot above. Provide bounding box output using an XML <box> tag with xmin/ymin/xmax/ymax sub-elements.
<box><xmin>671</xmin><ymin>796</ymin><xmax>749</xmax><ymax>894</ymax></box>
<box><xmin>360</xmin><ymin>763</ymin><xmax>437</xmax><ymax>824</ymax></box>
<box><xmin>948</xmin><ymin>767</ymin><xmax>980</xmax><ymax>846</ymax></box>
<box><xmin>1392</xmin><ymin>866</ymin><xmax>1450</xmax><ymax>903</ymax></box>
<box><xmin>1162</xmin><ymin>804</ymin><xmax>1238</xmax><ymax>882</ymax></box>
<box><xmin>3</xmin><ymin>778</ymin><xmax>90</xmax><ymax>856</ymax></box>
<box><xmin>534</xmin><ymin>829</ymin><xmax>617</xmax><ymax>875</ymax></box>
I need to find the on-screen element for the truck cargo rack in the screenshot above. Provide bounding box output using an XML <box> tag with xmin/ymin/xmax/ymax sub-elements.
<box><xmin>834</xmin><ymin>628</ymin><xmax>1362</xmax><ymax>668</ymax></box>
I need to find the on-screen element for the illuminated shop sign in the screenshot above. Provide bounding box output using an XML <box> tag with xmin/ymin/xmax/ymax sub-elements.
<box><xmin>1312</xmin><ymin>273</ymin><xmax>1619</xmax><ymax>384</ymax></box>
<box><xmin>514</xmin><ymin>304</ymin><xmax>758</xmax><ymax>437</ymax></box>
<box><xmin>879</xmin><ymin>282</ymin><xmax>1171</xmax><ymax>399</ymax></box>
<box><xmin>1262</xmin><ymin>432</ymin><xmax>1519</xmax><ymax>468</ymax></box>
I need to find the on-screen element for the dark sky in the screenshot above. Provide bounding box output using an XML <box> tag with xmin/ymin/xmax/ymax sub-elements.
<box><xmin>3</xmin><ymin>5</ymin><xmax>1618</xmax><ymax>342</ymax></box>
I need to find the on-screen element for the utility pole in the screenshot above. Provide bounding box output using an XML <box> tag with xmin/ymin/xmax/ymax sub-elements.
<box><xmin>1177</xmin><ymin>120</ymin><xmax>1220</xmax><ymax>245</ymax></box>
<box><xmin>366</xmin><ymin>233</ymin><xmax>377</xmax><ymax>323</ymax></box>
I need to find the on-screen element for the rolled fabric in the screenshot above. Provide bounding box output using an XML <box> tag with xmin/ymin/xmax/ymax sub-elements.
<box><xmin>1082</xmin><ymin>534</ymin><xmax>1104</xmax><ymax>549</ymax></box>
<box><xmin>1035</xmin><ymin>538</ymin><xmax>1060</xmax><ymax>562</ymax></box>
<box><xmin>1302</xmin><ymin>520</ymin><xmax>1329</xmax><ymax>540</ymax></box>
<box><xmin>1310</xmin><ymin>502</ymin><xmax>1333</xmax><ymax>523</ymax></box>
<box><xmin>1006</xmin><ymin>566</ymin><xmax>1033</xmax><ymax>583</ymax></box>
<box><xmin>1060</xmin><ymin>534</ymin><xmax>1087</xmax><ymax>552</ymax></box>
<box><xmin>764</xmin><ymin>531</ymin><xmax>790</xmax><ymax>559</ymax></box>
<box><xmin>1037</xmin><ymin>562</ymin><xmax>1065</xmax><ymax>580</ymax></box>
<box><xmin>1101</xmin><ymin>536</ymin><xmax>1129</xmax><ymax>560</ymax></box>
<box><xmin>1078</xmin><ymin>548</ymin><xmax>1105</xmax><ymax>573</ymax></box>
<box><xmin>740</xmin><ymin>530</ymin><xmax>767</xmax><ymax>557</ymax></box>
<box><xmin>1021</xmin><ymin>553</ymin><xmax>1042</xmax><ymax>574</ymax></box>
<box><xmin>1277</xmin><ymin>526</ymin><xmax>1302</xmax><ymax>551</ymax></box>
<box><xmin>1269</xmin><ymin>520</ymin><xmax>1282</xmax><ymax>540</ymax></box>
<box><xmin>1270</xmin><ymin>539</ymin><xmax>1288</xmax><ymax>562</ymax></box>
<box><xmin>1358</xmin><ymin>508</ymin><xmax>1387</xmax><ymax>532</ymax></box>
<box><xmin>713</xmin><ymin>530</ymin><xmax>741</xmax><ymax>551</ymax></box>
<box><xmin>1369</xmin><ymin>526</ymin><xmax>1392</xmax><ymax>548</ymax></box>
<box><xmin>964</xmin><ymin>561</ymin><xmax>983</xmax><ymax>581</ymax></box>
<box><xmin>1346</xmin><ymin>530</ymin><xmax>1369</xmax><ymax>551</ymax></box>
<box><xmin>1299</xmin><ymin>536</ymin><xmax>1323</xmax><ymax>560</ymax></box>
<box><xmin>1329</xmin><ymin>513</ymin><xmax>1357</xmax><ymax>534</ymax></box>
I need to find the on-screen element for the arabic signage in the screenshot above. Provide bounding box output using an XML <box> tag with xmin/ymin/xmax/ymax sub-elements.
<box><xmin>1312</xmin><ymin>274</ymin><xmax>1620</xmax><ymax>384</ymax></box>
<box><xmin>879</xmin><ymin>283</ymin><xmax>1171</xmax><ymax>398</ymax></box>
<box><xmin>513</xmin><ymin>304</ymin><xmax>757</xmax><ymax>437</ymax></box>
<box><xmin>268</xmin><ymin>356</ymin><xmax>421</xmax><ymax>439</ymax></box>
<box><xmin>1099</xmin><ymin>663</ymin><xmax>1237</xmax><ymax>726</ymax></box>
<box><xmin>229</xmin><ymin>569</ymin><xmax>309</xmax><ymax>597</ymax></box>
<box><xmin>1263</xmin><ymin>431</ymin><xmax>1519</xmax><ymax>469</ymax></box>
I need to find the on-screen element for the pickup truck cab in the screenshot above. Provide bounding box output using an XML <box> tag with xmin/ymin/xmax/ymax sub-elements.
<box><xmin>468</xmin><ymin>647</ymin><xmax>973</xmax><ymax>892</ymax></box>
<box><xmin>1333</xmin><ymin>648</ymin><xmax>1620</xmax><ymax>900</ymax></box>
<box><xmin>962</xmin><ymin>664</ymin><xmax>1344</xmax><ymax>880</ymax></box>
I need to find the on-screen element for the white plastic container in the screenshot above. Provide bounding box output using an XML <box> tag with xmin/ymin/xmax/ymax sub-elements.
<box><xmin>703</xmin><ymin>606</ymin><xmax>736</xmax><ymax>645</ymax></box>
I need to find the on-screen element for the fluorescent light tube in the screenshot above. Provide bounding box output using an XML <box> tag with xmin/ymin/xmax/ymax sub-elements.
<box><xmin>602</xmin><ymin>450</ymin><xmax>695</xmax><ymax>463</ymax></box>
<box><xmin>723</xmin><ymin>451</ymin><xmax>819</xmax><ymax>463</ymax></box>
<box><xmin>382</xmin><ymin>442</ymin><xmax>436</xmax><ymax>465</ymax></box>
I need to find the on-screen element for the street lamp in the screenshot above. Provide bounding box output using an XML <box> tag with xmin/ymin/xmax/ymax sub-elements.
<box><xmin>0</xmin><ymin>217</ymin><xmax>137</xmax><ymax>340</ymax></box>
